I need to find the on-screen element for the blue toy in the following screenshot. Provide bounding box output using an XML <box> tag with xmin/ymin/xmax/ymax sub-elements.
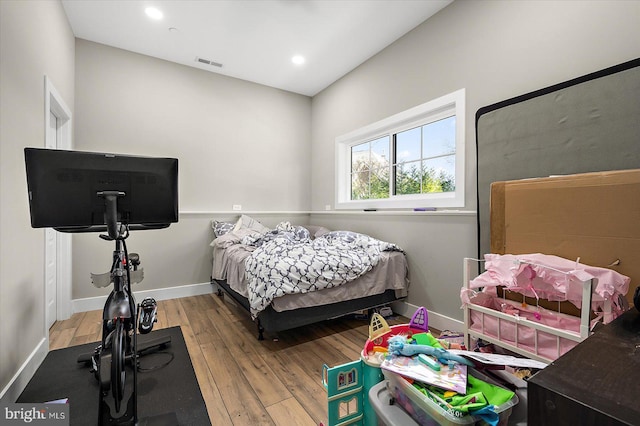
<box><xmin>387</xmin><ymin>335</ymin><xmax>474</xmax><ymax>367</ymax></box>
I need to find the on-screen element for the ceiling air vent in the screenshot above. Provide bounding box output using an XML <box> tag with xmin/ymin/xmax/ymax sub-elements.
<box><xmin>195</xmin><ymin>57</ymin><xmax>223</xmax><ymax>68</ymax></box>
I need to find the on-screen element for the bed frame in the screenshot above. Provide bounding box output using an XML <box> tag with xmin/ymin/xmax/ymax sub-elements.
<box><xmin>211</xmin><ymin>278</ymin><xmax>402</xmax><ymax>340</ymax></box>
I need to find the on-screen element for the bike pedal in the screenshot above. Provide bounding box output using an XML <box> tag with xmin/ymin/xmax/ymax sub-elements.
<box><xmin>138</xmin><ymin>297</ymin><xmax>157</xmax><ymax>334</ymax></box>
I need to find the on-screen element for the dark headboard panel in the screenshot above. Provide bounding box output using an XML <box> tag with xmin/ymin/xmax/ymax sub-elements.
<box><xmin>476</xmin><ymin>58</ymin><xmax>640</xmax><ymax>258</ymax></box>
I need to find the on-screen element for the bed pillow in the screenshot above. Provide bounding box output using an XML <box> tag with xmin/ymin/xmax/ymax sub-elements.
<box><xmin>323</xmin><ymin>230</ymin><xmax>362</xmax><ymax>242</ymax></box>
<box><xmin>233</xmin><ymin>214</ymin><xmax>271</xmax><ymax>235</ymax></box>
<box><xmin>272</xmin><ymin>222</ymin><xmax>311</xmax><ymax>241</ymax></box>
<box><xmin>293</xmin><ymin>225</ymin><xmax>311</xmax><ymax>241</ymax></box>
<box><xmin>212</xmin><ymin>220</ymin><xmax>235</xmax><ymax>238</ymax></box>
<box><xmin>305</xmin><ymin>225</ymin><xmax>331</xmax><ymax>239</ymax></box>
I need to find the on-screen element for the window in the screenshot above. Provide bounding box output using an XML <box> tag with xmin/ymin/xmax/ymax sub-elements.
<box><xmin>336</xmin><ymin>89</ymin><xmax>465</xmax><ymax>209</ymax></box>
<box><xmin>350</xmin><ymin>136</ymin><xmax>390</xmax><ymax>200</ymax></box>
<box><xmin>337</xmin><ymin>369</ymin><xmax>358</xmax><ymax>390</ymax></box>
<box><xmin>338</xmin><ymin>397</ymin><xmax>359</xmax><ymax>420</ymax></box>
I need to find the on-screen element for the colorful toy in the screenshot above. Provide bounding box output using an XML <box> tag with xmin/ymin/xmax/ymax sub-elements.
<box><xmin>418</xmin><ymin>353</ymin><xmax>441</xmax><ymax>371</ymax></box>
<box><xmin>323</xmin><ymin>307</ymin><xmax>434</xmax><ymax>426</ymax></box>
<box><xmin>362</xmin><ymin>307</ymin><xmax>430</xmax><ymax>358</ymax></box>
<box><xmin>387</xmin><ymin>335</ymin><xmax>474</xmax><ymax>367</ymax></box>
<box><xmin>323</xmin><ymin>359</ymin><xmax>365</xmax><ymax>426</ymax></box>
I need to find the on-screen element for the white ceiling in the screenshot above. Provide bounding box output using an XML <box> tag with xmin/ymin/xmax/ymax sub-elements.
<box><xmin>61</xmin><ymin>0</ymin><xmax>452</xmax><ymax>96</ymax></box>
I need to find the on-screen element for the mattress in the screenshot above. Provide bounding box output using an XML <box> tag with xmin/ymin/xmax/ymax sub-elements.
<box><xmin>212</xmin><ymin>232</ymin><xmax>408</xmax><ymax>313</ymax></box>
<box><xmin>211</xmin><ymin>244</ymin><xmax>409</xmax><ymax>312</ymax></box>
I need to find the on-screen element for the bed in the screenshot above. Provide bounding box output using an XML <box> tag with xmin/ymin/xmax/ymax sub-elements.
<box><xmin>210</xmin><ymin>215</ymin><xmax>409</xmax><ymax>339</ymax></box>
<box><xmin>463</xmin><ymin>58</ymin><xmax>640</xmax><ymax>363</ymax></box>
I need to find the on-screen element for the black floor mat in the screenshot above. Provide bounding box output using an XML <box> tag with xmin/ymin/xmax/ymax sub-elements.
<box><xmin>17</xmin><ymin>326</ymin><xmax>210</xmax><ymax>426</ymax></box>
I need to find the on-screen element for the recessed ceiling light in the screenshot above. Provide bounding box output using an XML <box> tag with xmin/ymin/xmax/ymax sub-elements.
<box><xmin>145</xmin><ymin>7</ymin><xmax>163</xmax><ymax>20</ymax></box>
<box><xmin>291</xmin><ymin>55</ymin><xmax>305</xmax><ymax>65</ymax></box>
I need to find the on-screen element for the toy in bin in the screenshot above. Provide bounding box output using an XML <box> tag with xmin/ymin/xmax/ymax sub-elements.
<box><xmin>362</xmin><ymin>309</ymin><xmax>518</xmax><ymax>426</ymax></box>
<box><xmin>382</xmin><ymin>368</ymin><xmax>518</xmax><ymax>426</ymax></box>
<box><xmin>324</xmin><ymin>307</ymin><xmax>453</xmax><ymax>426</ymax></box>
<box><xmin>363</xmin><ymin>307</ymin><xmax>465</xmax><ymax>366</ymax></box>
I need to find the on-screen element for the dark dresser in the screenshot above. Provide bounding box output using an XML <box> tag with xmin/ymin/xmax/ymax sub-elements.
<box><xmin>528</xmin><ymin>308</ymin><xmax>640</xmax><ymax>425</ymax></box>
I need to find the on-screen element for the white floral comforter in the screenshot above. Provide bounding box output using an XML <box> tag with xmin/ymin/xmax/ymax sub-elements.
<box><xmin>243</xmin><ymin>223</ymin><xmax>403</xmax><ymax>318</ymax></box>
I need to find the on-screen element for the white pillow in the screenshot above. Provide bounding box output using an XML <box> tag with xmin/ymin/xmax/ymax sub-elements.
<box><xmin>305</xmin><ymin>225</ymin><xmax>331</xmax><ymax>239</ymax></box>
<box><xmin>233</xmin><ymin>214</ymin><xmax>270</xmax><ymax>234</ymax></box>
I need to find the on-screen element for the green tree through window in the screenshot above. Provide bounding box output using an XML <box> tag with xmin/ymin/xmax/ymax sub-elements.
<box><xmin>336</xmin><ymin>88</ymin><xmax>465</xmax><ymax>209</ymax></box>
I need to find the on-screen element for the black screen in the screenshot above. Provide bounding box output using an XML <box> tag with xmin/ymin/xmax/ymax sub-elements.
<box><xmin>24</xmin><ymin>148</ymin><xmax>178</xmax><ymax>231</ymax></box>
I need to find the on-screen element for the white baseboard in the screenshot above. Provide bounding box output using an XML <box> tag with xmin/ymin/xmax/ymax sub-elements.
<box><xmin>0</xmin><ymin>337</ymin><xmax>48</xmax><ymax>403</ymax></box>
<box><xmin>73</xmin><ymin>284</ymin><xmax>463</xmax><ymax>333</ymax></box>
<box><xmin>72</xmin><ymin>282</ymin><xmax>214</xmax><ymax>313</ymax></box>
<box><xmin>391</xmin><ymin>300</ymin><xmax>463</xmax><ymax>333</ymax></box>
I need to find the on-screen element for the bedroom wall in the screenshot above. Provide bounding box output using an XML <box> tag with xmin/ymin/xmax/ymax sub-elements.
<box><xmin>310</xmin><ymin>0</ymin><xmax>640</xmax><ymax>324</ymax></box>
<box><xmin>0</xmin><ymin>0</ymin><xmax>75</xmax><ymax>400</ymax></box>
<box><xmin>72</xmin><ymin>40</ymin><xmax>312</xmax><ymax>300</ymax></box>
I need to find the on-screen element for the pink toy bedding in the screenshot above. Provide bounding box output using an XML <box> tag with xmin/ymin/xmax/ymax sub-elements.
<box><xmin>462</xmin><ymin>254</ymin><xmax>631</xmax><ymax>362</ymax></box>
<box><xmin>464</xmin><ymin>291</ymin><xmax>581</xmax><ymax>360</ymax></box>
<box><xmin>469</xmin><ymin>253</ymin><xmax>630</xmax><ymax>324</ymax></box>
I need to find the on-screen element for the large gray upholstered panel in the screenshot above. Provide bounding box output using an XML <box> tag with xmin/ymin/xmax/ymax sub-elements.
<box><xmin>476</xmin><ymin>59</ymin><xmax>640</xmax><ymax>257</ymax></box>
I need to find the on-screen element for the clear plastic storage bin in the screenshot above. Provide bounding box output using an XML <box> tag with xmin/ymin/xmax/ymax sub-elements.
<box><xmin>369</xmin><ymin>380</ymin><xmax>418</xmax><ymax>426</ymax></box>
<box><xmin>382</xmin><ymin>368</ymin><xmax>518</xmax><ymax>426</ymax></box>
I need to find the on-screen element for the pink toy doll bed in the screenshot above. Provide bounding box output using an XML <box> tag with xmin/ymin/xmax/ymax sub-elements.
<box><xmin>462</xmin><ymin>170</ymin><xmax>639</xmax><ymax>363</ymax></box>
<box><xmin>462</xmin><ymin>254</ymin><xmax>629</xmax><ymax>363</ymax></box>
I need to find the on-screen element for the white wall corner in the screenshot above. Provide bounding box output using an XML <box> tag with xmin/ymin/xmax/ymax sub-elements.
<box><xmin>0</xmin><ymin>338</ymin><xmax>48</xmax><ymax>403</ymax></box>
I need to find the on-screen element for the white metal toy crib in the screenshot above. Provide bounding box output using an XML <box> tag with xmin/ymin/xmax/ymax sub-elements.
<box><xmin>461</xmin><ymin>257</ymin><xmax>610</xmax><ymax>364</ymax></box>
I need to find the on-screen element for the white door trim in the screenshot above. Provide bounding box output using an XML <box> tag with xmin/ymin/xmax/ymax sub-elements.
<box><xmin>44</xmin><ymin>75</ymin><xmax>73</xmax><ymax>326</ymax></box>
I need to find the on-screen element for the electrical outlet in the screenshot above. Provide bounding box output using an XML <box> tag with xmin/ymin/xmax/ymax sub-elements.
<box><xmin>325</xmin><ymin>204</ymin><xmax>331</xmax><ymax>210</ymax></box>
<box><xmin>232</xmin><ymin>204</ymin><xmax>242</xmax><ymax>211</ymax></box>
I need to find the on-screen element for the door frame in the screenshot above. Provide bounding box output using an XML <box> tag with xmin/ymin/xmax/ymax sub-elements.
<box><xmin>44</xmin><ymin>75</ymin><xmax>72</xmax><ymax>327</ymax></box>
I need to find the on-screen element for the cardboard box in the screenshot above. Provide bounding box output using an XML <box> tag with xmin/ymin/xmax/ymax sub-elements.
<box><xmin>490</xmin><ymin>169</ymin><xmax>640</xmax><ymax>306</ymax></box>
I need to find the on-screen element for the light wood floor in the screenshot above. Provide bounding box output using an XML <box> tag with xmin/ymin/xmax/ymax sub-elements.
<box><xmin>49</xmin><ymin>293</ymin><xmax>408</xmax><ymax>425</ymax></box>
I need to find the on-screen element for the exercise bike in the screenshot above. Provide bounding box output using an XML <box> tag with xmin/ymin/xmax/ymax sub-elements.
<box><xmin>77</xmin><ymin>192</ymin><xmax>168</xmax><ymax>425</ymax></box>
<box><xmin>24</xmin><ymin>148</ymin><xmax>179</xmax><ymax>425</ymax></box>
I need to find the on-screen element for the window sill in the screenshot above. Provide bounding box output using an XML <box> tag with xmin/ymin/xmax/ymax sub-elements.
<box><xmin>311</xmin><ymin>210</ymin><xmax>476</xmax><ymax>216</ymax></box>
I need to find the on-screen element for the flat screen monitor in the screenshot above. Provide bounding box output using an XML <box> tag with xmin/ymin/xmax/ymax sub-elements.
<box><xmin>24</xmin><ymin>148</ymin><xmax>178</xmax><ymax>232</ymax></box>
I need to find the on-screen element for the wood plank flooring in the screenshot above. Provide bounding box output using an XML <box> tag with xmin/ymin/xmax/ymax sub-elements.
<box><xmin>49</xmin><ymin>293</ymin><xmax>409</xmax><ymax>425</ymax></box>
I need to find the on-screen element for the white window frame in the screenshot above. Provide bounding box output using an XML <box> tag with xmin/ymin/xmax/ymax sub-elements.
<box><xmin>335</xmin><ymin>88</ymin><xmax>465</xmax><ymax>210</ymax></box>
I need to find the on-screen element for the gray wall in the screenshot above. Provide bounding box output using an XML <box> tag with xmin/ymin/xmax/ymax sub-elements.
<box><xmin>72</xmin><ymin>39</ymin><xmax>312</xmax><ymax>299</ymax></box>
<box><xmin>309</xmin><ymin>211</ymin><xmax>476</xmax><ymax>322</ymax></box>
<box><xmin>310</xmin><ymin>0</ymin><xmax>640</xmax><ymax>320</ymax></box>
<box><xmin>0</xmin><ymin>0</ymin><xmax>75</xmax><ymax>399</ymax></box>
